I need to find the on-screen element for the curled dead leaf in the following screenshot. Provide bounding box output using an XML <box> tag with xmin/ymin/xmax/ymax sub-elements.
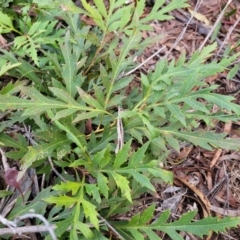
<box><xmin>4</xmin><ymin>168</ymin><xmax>24</xmax><ymax>202</ymax></box>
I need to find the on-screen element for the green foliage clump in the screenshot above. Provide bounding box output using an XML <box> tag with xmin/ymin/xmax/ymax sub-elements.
<box><xmin>0</xmin><ymin>0</ymin><xmax>240</xmax><ymax>239</ymax></box>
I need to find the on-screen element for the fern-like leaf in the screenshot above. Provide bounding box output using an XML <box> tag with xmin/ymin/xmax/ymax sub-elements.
<box><xmin>116</xmin><ymin>208</ymin><xmax>240</xmax><ymax>240</ymax></box>
<box><xmin>162</xmin><ymin>129</ymin><xmax>240</xmax><ymax>151</ymax></box>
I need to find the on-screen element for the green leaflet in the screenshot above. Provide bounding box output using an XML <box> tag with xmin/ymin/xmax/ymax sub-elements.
<box><xmin>178</xmin><ymin>70</ymin><xmax>199</xmax><ymax>96</ymax></box>
<box><xmin>85</xmin><ymin>184</ymin><xmax>101</xmax><ymax>204</ymax></box>
<box><xmin>52</xmin><ymin>181</ymin><xmax>82</xmax><ymax>195</ymax></box>
<box><xmin>96</xmin><ymin>173</ymin><xmax>109</xmax><ymax>199</ymax></box>
<box><xmin>167</xmin><ymin>104</ymin><xmax>186</xmax><ymax>127</ymax></box>
<box><xmin>108</xmin><ymin>5</ymin><xmax>133</xmax><ymax>31</ymax></box>
<box><xmin>44</xmin><ymin>180</ymin><xmax>100</xmax><ymax>236</ymax></box>
<box><xmin>129</xmin><ymin>141</ymin><xmax>150</xmax><ymax>166</ymax></box>
<box><xmin>0</xmin><ymin>86</ymin><xmax>103</xmax><ymax>116</ymax></box>
<box><xmin>82</xmin><ymin>0</ymin><xmax>105</xmax><ymax>31</ymax></box>
<box><xmin>0</xmin><ymin>62</ymin><xmax>21</xmax><ymax>76</ymax></box>
<box><xmin>165</xmin><ymin>133</ymin><xmax>180</xmax><ymax>152</ymax></box>
<box><xmin>111</xmin><ymin>76</ymin><xmax>134</xmax><ymax>93</ymax></box>
<box><xmin>93</xmin><ymin>0</ymin><xmax>108</xmax><ymax>19</ymax></box>
<box><xmin>162</xmin><ymin>129</ymin><xmax>240</xmax><ymax>151</ymax></box>
<box><xmin>0</xmin><ymin>79</ymin><xmax>27</xmax><ymax>95</ymax></box>
<box><xmin>0</xmin><ymin>133</ymin><xmax>27</xmax><ymax>151</ymax></box>
<box><xmin>140</xmin><ymin>0</ymin><xmax>188</xmax><ymax>23</ymax></box>
<box><xmin>77</xmin><ymin>87</ymin><xmax>105</xmax><ymax>110</ymax></box>
<box><xmin>116</xmin><ymin>208</ymin><xmax>240</xmax><ymax>239</ymax></box>
<box><xmin>227</xmin><ymin>63</ymin><xmax>240</xmax><ymax>79</ymax></box>
<box><xmin>13</xmin><ymin>20</ymin><xmax>60</xmax><ymax>66</ymax></box>
<box><xmin>44</xmin><ymin>195</ymin><xmax>77</xmax><ymax>208</ymax></box>
<box><xmin>128</xmin><ymin>171</ymin><xmax>155</xmax><ymax>192</ymax></box>
<box><xmin>0</xmin><ymin>190</ymin><xmax>13</xmax><ymax>198</ymax></box>
<box><xmin>0</xmin><ymin>133</ymin><xmax>28</xmax><ymax>159</ymax></box>
<box><xmin>53</xmin><ymin>217</ymin><xmax>75</xmax><ymax>239</ymax></box>
<box><xmin>111</xmin><ymin>172</ymin><xmax>132</xmax><ymax>202</ymax></box>
<box><xmin>114</xmin><ymin>140</ymin><xmax>132</xmax><ymax>168</ymax></box>
<box><xmin>193</xmin><ymin>93</ymin><xmax>240</xmax><ymax>113</ymax></box>
<box><xmin>82</xmin><ymin>199</ymin><xmax>99</xmax><ymax>229</ymax></box>
<box><xmin>185</xmin><ymin>99</ymin><xmax>209</xmax><ymax>113</ymax></box>
<box><xmin>60</xmin><ymin>31</ymin><xmax>78</xmax><ymax>97</ymax></box>
<box><xmin>0</xmin><ymin>10</ymin><xmax>16</xmax><ymax>33</ymax></box>
<box><xmin>74</xmin><ymin>221</ymin><xmax>93</xmax><ymax>239</ymax></box>
<box><xmin>20</xmin><ymin>135</ymin><xmax>69</xmax><ymax>171</ymax></box>
<box><xmin>72</xmin><ymin>204</ymin><xmax>94</xmax><ymax>239</ymax></box>
<box><xmin>0</xmin><ymin>94</ymin><xmax>41</xmax><ymax>111</ymax></box>
<box><xmin>0</xmin><ymin>50</ymin><xmax>44</xmax><ymax>89</ymax></box>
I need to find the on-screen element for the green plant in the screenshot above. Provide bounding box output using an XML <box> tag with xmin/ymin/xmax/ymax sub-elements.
<box><xmin>0</xmin><ymin>0</ymin><xmax>240</xmax><ymax>239</ymax></box>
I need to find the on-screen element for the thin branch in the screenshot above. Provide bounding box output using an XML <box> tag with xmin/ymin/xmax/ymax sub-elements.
<box><xmin>123</xmin><ymin>46</ymin><xmax>166</xmax><ymax>76</ymax></box>
<box><xmin>165</xmin><ymin>0</ymin><xmax>203</xmax><ymax>58</ymax></box>
<box><xmin>223</xmin><ymin>162</ymin><xmax>230</xmax><ymax>216</ymax></box>
<box><xmin>23</xmin><ymin>124</ymin><xmax>38</xmax><ymax>146</ymax></box>
<box><xmin>0</xmin><ymin>41</ymin><xmax>14</xmax><ymax>49</ymax></box>
<box><xmin>0</xmin><ymin>214</ymin><xmax>57</xmax><ymax>239</ymax></box>
<box><xmin>115</xmin><ymin>106</ymin><xmax>124</xmax><ymax>154</ymax></box>
<box><xmin>216</xmin><ymin>13</ymin><xmax>240</xmax><ymax>58</ymax></box>
<box><xmin>48</xmin><ymin>157</ymin><xmax>67</xmax><ymax>182</ymax></box>
<box><xmin>199</xmin><ymin>0</ymin><xmax>232</xmax><ymax>52</ymax></box>
<box><xmin>0</xmin><ymin>224</ymin><xmax>57</xmax><ymax>236</ymax></box>
<box><xmin>0</xmin><ymin>215</ymin><xmax>17</xmax><ymax>228</ymax></box>
<box><xmin>0</xmin><ymin>148</ymin><xmax>10</xmax><ymax>171</ymax></box>
<box><xmin>98</xmin><ymin>214</ymin><xmax>124</xmax><ymax>240</ymax></box>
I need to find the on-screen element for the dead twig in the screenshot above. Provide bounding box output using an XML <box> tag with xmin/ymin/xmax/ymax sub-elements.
<box><xmin>223</xmin><ymin>162</ymin><xmax>230</xmax><ymax>216</ymax></box>
<box><xmin>48</xmin><ymin>157</ymin><xmax>67</xmax><ymax>182</ymax></box>
<box><xmin>0</xmin><ymin>224</ymin><xmax>57</xmax><ymax>236</ymax></box>
<box><xmin>199</xmin><ymin>0</ymin><xmax>232</xmax><ymax>51</ymax></box>
<box><xmin>216</xmin><ymin>14</ymin><xmax>240</xmax><ymax>58</ymax></box>
<box><xmin>0</xmin><ymin>213</ymin><xmax>57</xmax><ymax>240</ymax></box>
<box><xmin>98</xmin><ymin>214</ymin><xmax>124</xmax><ymax>240</ymax></box>
<box><xmin>115</xmin><ymin>106</ymin><xmax>124</xmax><ymax>154</ymax></box>
<box><xmin>210</xmin><ymin>149</ymin><xmax>222</xmax><ymax>169</ymax></box>
<box><xmin>164</xmin><ymin>0</ymin><xmax>203</xmax><ymax>58</ymax></box>
<box><xmin>122</xmin><ymin>46</ymin><xmax>166</xmax><ymax>77</ymax></box>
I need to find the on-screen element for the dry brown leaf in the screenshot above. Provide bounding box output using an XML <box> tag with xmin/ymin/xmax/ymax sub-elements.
<box><xmin>207</xmin><ymin>171</ymin><xmax>213</xmax><ymax>191</ymax></box>
<box><xmin>177</xmin><ymin>146</ymin><xmax>192</xmax><ymax>160</ymax></box>
<box><xmin>224</xmin><ymin>121</ymin><xmax>232</xmax><ymax>134</ymax></box>
<box><xmin>174</xmin><ymin>176</ymin><xmax>211</xmax><ymax>217</ymax></box>
<box><xmin>85</xmin><ymin>119</ymin><xmax>92</xmax><ymax>134</ymax></box>
<box><xmin>188</xmin><ymin>9</ymin><xmax>211</xmax><ymax>26</ymax></box>
<box><xmin>210</xmin><ymin>149</ymin><xmax>222</xmax><ymax>169</ymax></box>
